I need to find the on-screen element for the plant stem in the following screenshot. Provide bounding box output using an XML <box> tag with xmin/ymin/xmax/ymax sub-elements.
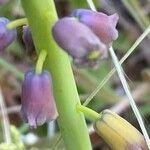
<box><xmin>21</xmin><ymin>0</ymin><xmax>92</xmax><ymax>149</ymax></box>
<box><xmin>76</xmin><ymin>104</ymin><xmax>100</xmax><ymax>120</ymax></box>
<box><xmin>35</xmin><ymin>49</ymin><xmax>47</xmax><ymax>74</ymax></box>
<box><xmin>87</xmin><ymin>0</ymin><xmax>96</xmax><ymax>11</ymax></box>
<box><xmin>109</xmin><ymin>46</ymin><xmax>150</xmax><ymax>149</ymax></box>
<box><xmin>6</xmin><ymin>18</ymin><xmax>28</xmax><ymax>30</ymax></box>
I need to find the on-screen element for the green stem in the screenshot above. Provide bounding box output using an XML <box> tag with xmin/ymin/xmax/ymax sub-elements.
<box><xmin>21</xmin><ymin>0</ymin><xmax>92</xmax><ymax>149</ymax></box>
<box><xmin>35</xmin><ymin>49</ymin><xmax>47</xmax><ymax>74</ymax></box>
<box><xmin>6</xmin><ymin>18</ymin><xmax>28</xmax><ymax>30</ymax></box>
<box><xmin>76</xmin><ymin>104</ymin><xmax>100</xmax><ymax>120</ymax></box>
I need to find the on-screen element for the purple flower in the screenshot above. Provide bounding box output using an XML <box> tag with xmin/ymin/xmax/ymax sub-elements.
<box><xmin>52</xmin><ymin>17</ymin><xmax>107</xmax><ymax>67</ymax></box>
<box><xmin>22</xmin><ymin>25</ymin><xmax>35</xmax><ymax>56</ymax></box>
<box><xmin>21</xmin><ymin>70</ymin><xmax>58</xmax><ymax>128</ymax></box>
<box><xmin>0</xmin><ymin>0</ymin><xmax>8</xmax><ymax>5</ymax></box>
<box><xmin>72</xmin><ymin>9</ymin><xmax>119</xmax><ymax>45</ymax></box>
<box><xmin>0</xmin><ymin>17</ymin><xmax>17</xmax><ymax>51</ymax></box>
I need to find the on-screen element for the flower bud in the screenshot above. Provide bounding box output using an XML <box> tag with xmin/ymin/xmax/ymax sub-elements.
<box><xmin>22</xmin><ymin>25</ymin><xmax>35</xmax><ymax>56</ymax></box>
<box><xmin>0</xmin><ymin>17</ymin><xmax>17</xmax><ymax>51</ymax></box>
<box><xmin>72</xmin><ymin>9</ymin><xmax>119</xmax><ymax>45</ymax></box>
<box><xmin>52</xmin><ymin>17</ymin><xmax>107</xmax><ymax>67</ymax></box>
<box><xmin>94</xmin><ymin>109</ymin><xmax>148</xmax><ymax>150</ymax></box>
<box><xmin>21</xmin><ymin>70</ymin><xmax>58</xmax><ymax>128</ymax></box>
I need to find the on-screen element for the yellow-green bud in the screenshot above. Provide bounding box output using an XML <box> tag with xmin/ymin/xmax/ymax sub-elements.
<box><xmin>94</xmin><ymin>109</ymin><xmax>148</xmax><ymax>150</ymax></box>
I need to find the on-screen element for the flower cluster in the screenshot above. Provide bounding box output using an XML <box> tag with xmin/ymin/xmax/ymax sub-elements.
<box><xmin>0</xmin><ymin>9</ymin><xmax>119</xmax><ymax>129</ymax></box>
<box><xmin>0</xmin><ymin>16</ymin><xmax>58</xmax><ymax>128</ymax></box>
<box><xmin>52</xmin><ymin>9</ymin><xmax>119</xmax><ymax>67</ymax></box>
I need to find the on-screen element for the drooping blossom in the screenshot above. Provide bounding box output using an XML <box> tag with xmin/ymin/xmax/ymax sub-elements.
<box><xmin>21</xmin><ymin>70</ymin><xmax>58</xmax><ymax>128</ymax></box>
<box><xmin>72</xmin><ymin>9</ymin><xmax>119</xmax><ymax>45</ymax></box>
<box><xmin>52</xmin><ymin>17</ymin><xmax>107</xmax><ymax>67</ymax></box>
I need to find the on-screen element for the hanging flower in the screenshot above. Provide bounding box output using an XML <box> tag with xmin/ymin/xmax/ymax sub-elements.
<box><xmin>52</xmin><ymin>17</ymin><xmax>107</xmax><ymax>67</ymax></box>
<box><xmin>21</xmin><ymin>70</ymin><xmax>58</xmax><ymax>128</ymax></box>
<box><xmin>72</xmin><ymin>9</ymin><xmax>119</xmax><ymax>46</ymax></box>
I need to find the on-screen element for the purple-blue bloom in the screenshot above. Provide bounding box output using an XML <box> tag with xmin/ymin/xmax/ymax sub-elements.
<box><xmin>0</xmin><ymin>0</ymin><xmax>8</xmax><ymax>5</ymax></box>
<box><xmin>21</xmin><ymin>70</ymin><xmax>58</xmax><ymax>128</ymax></box>
<box><xmin>0</xmin><ymin>17</ymin><xmax>16</xmax><ymax>51</ymax></box>
<box><xmin>52</xmin><ymin>17</ymin><xmax>107</xmax><ymax>67</ymax></box>
<box><xmin>72</xmin><ymin>9</ymin><xmax>119</xmax><ymax>45</ymax></box>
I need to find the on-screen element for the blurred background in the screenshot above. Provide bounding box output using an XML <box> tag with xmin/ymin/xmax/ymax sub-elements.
<box><xmin>0</xmin><ymin>0</ymin><xmax>150</xmax><ymax>149</ymax></box>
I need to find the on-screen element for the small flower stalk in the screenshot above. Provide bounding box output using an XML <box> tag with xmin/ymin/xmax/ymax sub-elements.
<box><xmin>94</xmin><ymin>109</ymin><xmax>148</xmax><ymax>150</ymax></box>
<box><xmin>0</xmin><ymin>17</ymin><xmax>16</xmax><ymax>51</ymax></box>
<box><xmin>72</xmin><ymin>9</ymin><xmax>119</xmax><ymax>46</ymax></box>
<box><xmin>21</xmin><ymin>70</ymin><xmax>58</xmax><ymax>128</ymax></box>
<box><xmin>52</xmin><ymin>17</ymin><xmax>107</xmax><ymax>67</ymax></box>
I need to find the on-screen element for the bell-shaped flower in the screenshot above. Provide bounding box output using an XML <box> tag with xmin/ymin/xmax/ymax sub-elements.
<box><xmin>0</xmin><ymin>17</ymin><xmax>17</xmax><ymax>51</ymax></box>
<box><xmin>72</xmin><ymin>9</ymin><xmax>119</xmax><ymax>45</ymax></box>
<box><xmin>21</xmin><ymin>70</ymin><xmax>58</xmax><ymax>128</ymax></box>
<box><xmin>52</xmin><ymin>17</ymin><xmax>107</xmax><ymax>67</ymax></box>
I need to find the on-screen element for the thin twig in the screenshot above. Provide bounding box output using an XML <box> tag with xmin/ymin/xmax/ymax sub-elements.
<box><xmin>111</xmin><ymin>83</ymin><xmax>150</xmax><ymax>114</ymax></box>
<box><xmin>0</xmin><ymin>105</ymin><xmax>21</xmax><ymax>116</ymax></box>
<box><xmin>88</xmin><ymin>83</ymin><xmax>150</xmax><ymax>133</ymax></box>
<box><xmin>85</xmin><ymin>0</ymin><xmax>150</xmax><ymax>148</ymax></box>
<box><xmin>0</xmin><ymin>87</ymin><xmax>11</xmax><ymax>144</ymax></box>
<box><xmin>83</xmin><ymin>21</ymin><xmax>150</xmax><ymax>106</ymax></box>
<box><xmin>109</xmin><ymin>46</ymin><xmax>150</xmax><ymax>149</ymax></box>
<box><xmin>86</xmin><ymin>0</ymin><xmax>96</xmax><ymax>11</ymax></box>
<box><xmin>121</xmin><ymin>0</ymin><xmax>146</xmax><ymax>30</ymax></box>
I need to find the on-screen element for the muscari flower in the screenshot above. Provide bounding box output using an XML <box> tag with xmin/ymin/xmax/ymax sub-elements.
<box><xmin>22</xmin><ymin>25</ymin><xmax>35</xmax><ymax>56</ymax></box>
<box><xmin>72</xmin><ymin>9</ymin><xmax>119</xmax><ymax>46</ymax></box>
<box><xmin>21</xmin><ymin>70</ymin><xmax>58</xmax><ymax>128</ymax></box>
<box><xmin>0</xmin><ymin>17</ymin><xmax>17</xmax><ymax>51</ymax></box>
<box><xmin>52</xmin><ymin>17</ymin><xmax>107</xmax><ymax>67</ymax></box>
